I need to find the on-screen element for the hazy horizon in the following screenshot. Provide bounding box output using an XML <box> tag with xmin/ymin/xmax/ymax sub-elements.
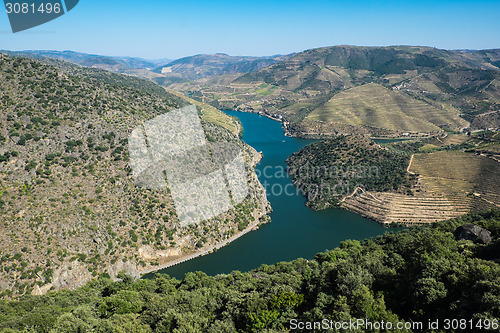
<box><xmin>1</xmin><ymin>0</ymin><xmax>499</xmax><ymax>59</ymax></box>
<box><xmin>4</xmin><ymin>43</ymin><xmax>500</xmax><ymax>62</ymax></box>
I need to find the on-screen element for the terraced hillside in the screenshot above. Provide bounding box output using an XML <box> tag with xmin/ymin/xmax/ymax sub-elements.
<box><xmin>167</xmin><ymin>45</ymin><xmax>500</xmax><ymax>137</ymax></box>
<box><xmin>301</xmin><ymin>83</ymin><xmax>467</xmax><ymax>136</ymax></box>
<box><xmin>402</xmin><ymin>67</ymin><xmax>500</xmax><ymax>128</ymax></box>
<box><xmin>343</xmin><ymin>150</ymin><xmax>500</xmax><ymax>224</ymax></box>
<box><xmin>411</xmin><ymin>151</ymin><xmax>500</xmax><ymax>206</ymax></box>
<box><xmin>342</xmin><ymin>188</ymin><xmax>472</xmax><ymax>224</ymax></box>
<box><xmin>286</xmin><ymin>136</ymin><xmax>414</xmax><ymax>210</ymax></box>
<box><xmin>287</xmin><ymin>132</ymin><xmax>500</xmax><ymax>224</ymax></box>
<box><xmin>0</xmin><ymin>55</ymin><xmax>269</xmax><ymax>297</ymax></box>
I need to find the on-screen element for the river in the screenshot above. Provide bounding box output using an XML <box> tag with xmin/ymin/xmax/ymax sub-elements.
<box><xmin>148</xmin><ymin>111</ymin><xmax>389</xmax><ymax>279</ymax></box>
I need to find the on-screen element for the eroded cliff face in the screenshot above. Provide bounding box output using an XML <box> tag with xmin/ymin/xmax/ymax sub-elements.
<box><xmin>0</xmin><ymin>55</ymin><xmax>270</xmax><ymax>297</ymax></box>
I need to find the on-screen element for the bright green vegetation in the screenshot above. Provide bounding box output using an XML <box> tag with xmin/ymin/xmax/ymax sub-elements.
<box><xmin>0</xmin><ymin>211</ymin><xmax>499</xmax><ymax>332</ymax></box>
<box><xmin>0</xmin><ymin>55</ymin><xmax>268</xmax><ymax>297</ymax></box>
<box><xmin>287</xmin><ymin>136</ymin><xmax>412</xmax><ymax>209</ymax></box>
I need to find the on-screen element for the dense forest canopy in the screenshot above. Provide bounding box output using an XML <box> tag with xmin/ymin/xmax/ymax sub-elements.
<box><xmin>1</xmin><ymin>211</ymin><xmax>499</xmax><ymax>332</ymax></box>
<box><xmin>286</xmin><ymin>136</ymin><xmax>412</xmax><ymax>210</ymax></box>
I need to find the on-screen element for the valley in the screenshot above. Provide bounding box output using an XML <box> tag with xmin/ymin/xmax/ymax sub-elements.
<box><xmin>2</xmin><ymin>0</ymin><xmax>499</xmax><ymax>329</ymax></box>
<box><xmin>1</xmin><ymin>44</ymin><xmax>500</xmax><ymax>298</ymax></box>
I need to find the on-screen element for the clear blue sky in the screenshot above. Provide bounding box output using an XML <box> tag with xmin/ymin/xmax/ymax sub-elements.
<box><xmin>1</xmin><ymin>0</ymin><xmax>499</xmax><ymax>59</ymax></box>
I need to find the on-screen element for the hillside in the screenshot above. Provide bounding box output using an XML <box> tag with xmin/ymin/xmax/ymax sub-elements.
<box><xmin>4</xmin><ymin>50</ymin><xmax>171</xmax><ymax>81</ymax></box>
<box><xmin>287</xmin><ymin>134</ymin><xmax>500</xmax><ymax>224</ymax></box>
<box><xmin>302</xmin><ymin>83</ymin><xmax>467</xmax><ymax>136</ymax></box>
<box><xmin>168</xmin><ymin>45</ymin><xmax>500</xmax><ymax>137</ymax></box>
<box><xmin>0</xmin><ymin>211</ymin><xmax>499</xmax><ymax>332</ymax></box>
<box><xmin>0</xmin><ymin>55</ymin><xmax>269</xmax><ymax>297</ymax></box>
<box><xmin>401</xmin><ymin>66</ymin><xmax>500</xmax><ymax>128</ymax></box>
<box><xmin>152</xmin><ymin>53</ymin><xmax>290</xmax><ymax>85</ymax></box>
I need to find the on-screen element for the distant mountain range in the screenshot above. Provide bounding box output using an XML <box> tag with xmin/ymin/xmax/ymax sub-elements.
<box><xmin>151</xmin><ymin>53</ymin><xmax>291</xmax><ymax>85</ymax></box>
<box><xmin>167</xmin><ymin>45</ymin><xmax>500</xmax><ymax>136</ymax></box>
<box><xmin>1</xmin><ymin>50</ymin><xmax>171</xmax><ymax>70</ymax></box>
<box><xmin>5</xmin><ymin>45</ymin><xmax>500</xmax><ymax>135</ymax></box>
<box><xmin>1</xmin><ymin>45</ymin><xmax>499</xmax><ymax>299</ymax></box>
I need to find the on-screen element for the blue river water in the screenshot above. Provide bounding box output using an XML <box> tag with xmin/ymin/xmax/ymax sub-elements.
<box><xmin>151</xmin><ymin>111</ymin><xmax>389</xmax><ymax>279</ymax></box>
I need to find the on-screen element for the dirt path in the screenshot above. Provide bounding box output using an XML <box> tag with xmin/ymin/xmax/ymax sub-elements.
<box><xmin>339</xmin><ymin>186</ymin><xmax>364</xmax><ymax>203</ymax></box>
<box><xmin>407</xmin><ymin>154</ymin><xmax>415</xmax><ymax>173</ymax></box>
<box><xmin>474</xmin><ymin>110</ymin><xmax>500</xmax><ymax>118</ymax></box>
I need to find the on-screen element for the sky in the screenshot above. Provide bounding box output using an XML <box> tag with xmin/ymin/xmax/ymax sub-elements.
<box><xmin>1</xmin><ymin>0</ymin><xmax>499</xmax><ymax>60</ymax></box>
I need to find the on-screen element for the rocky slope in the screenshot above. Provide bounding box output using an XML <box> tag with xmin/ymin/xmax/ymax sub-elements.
<box><xmin>0</xmin><ymin>54</ymin><xmax>269</xmax><ymax>297</ymax></box>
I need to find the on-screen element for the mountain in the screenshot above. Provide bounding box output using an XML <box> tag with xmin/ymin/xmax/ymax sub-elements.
<box><xmin>170</xmin><ymin>45</ymin><xmax>500</xmax><ymax>136</ymax></box>
<box><xmin>0</xmin><ymin>54</ymin><xmax>269</xmax><ymax>297</ymax></box>
<box><xmin>3</xmin><ymin>50</ymin><xmax>172</xmax><ymax>81</ymax></box>
<box><xmin>151</xmin><ymin>53</ymin><xmax>291</xmax><ymax>85</ymax></box>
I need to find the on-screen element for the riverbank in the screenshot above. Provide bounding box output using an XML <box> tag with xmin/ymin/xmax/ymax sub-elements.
<box><xmin>140</xmin><ymin>214</ymin><xmax>269</xmax><ymax>275</ymax></box>
<box><xmin>143</xmin><ymin>110</ymin><xmax>387</xmax><ymax>280</ymax></box>
<box><xmin>140</xmin><ymin>140</ymin><xmax>270</xmax><ymax>276</ymax></box>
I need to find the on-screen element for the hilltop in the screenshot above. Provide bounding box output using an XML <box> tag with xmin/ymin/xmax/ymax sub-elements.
<box><xmin>286</xmin><ymin>136</ymin><xmax>413</xmax><ymax>210</ymax></box>
<box><xmin>0</xmin><ymin>55</ymin><xmax>269</xmax><ymax>297</ymax></box>
<box><xmin>168</xmin><ymin>45</ymin><xmax>500</xmax><ymax>137</ymax></box>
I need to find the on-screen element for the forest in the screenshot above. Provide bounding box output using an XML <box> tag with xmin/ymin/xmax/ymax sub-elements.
<box><xmin>1</xmin><ymin>210</ymin><xmax>499</xmax><ymax>332</ymax></box>
<box><xmin>286</xmin><ymin>136</ymin><xmax>412</xmax><ymax>209</ymax></box>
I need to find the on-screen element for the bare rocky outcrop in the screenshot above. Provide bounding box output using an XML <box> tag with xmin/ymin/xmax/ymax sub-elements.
<box><xmin>454</xmin><ymin>224</ymin><xmax>492</xmax><ymax>244</ymax></box>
